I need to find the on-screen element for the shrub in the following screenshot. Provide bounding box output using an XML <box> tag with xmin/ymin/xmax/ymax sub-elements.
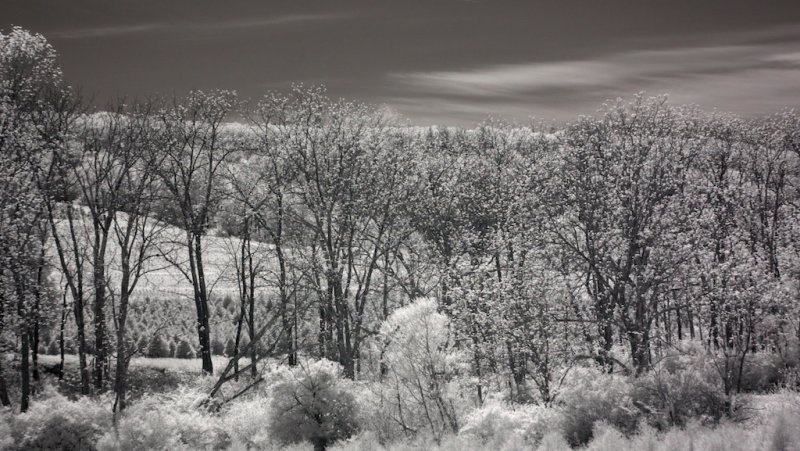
<box><xmin>135</xmin><ymin>336</ymin><xmax>149</xmax><ymax>354</ymax></box>
<box><xmin>766</xmin><ymin>408</ymin><xmax>800</xmax><ymax>451</ymax></box>
<box><xmin>97</xmin><ymin>389</ymin><xmax>231</xmax><ymax>451</ymax></box>
<box><xmin>64</xmin><ymin>338</ymin><xmax>76</xmax><ymax>354</ymax></box>
<box><xmin>460</xmin><ymin>399</ymin><xmax>562</xmax><ymax>447</ymax></box>
<box><xmin>0</xmin><ymin>412</ymin><xmax>13</xmax><ymax>450</ymax></box>
<box><xmin>584</xmin><ymin>422</ymin><xmax>628</xmax><ymax>451</ymax></box>
<box><xmin>558</xmin><ymin>366</ymin><xmax>638</xmax><ymax>446</ymax></box>
<box><xmin>96</xmin><ymin>409</ymin><xmax>179</xmax><ymax>451</ymax></box>
<box><xmin>374</xmin><ymin>298</ymin><xmax>467</xmax><ymax>440</ymax></box>
<box><xmin>147</xmin><ymin>335</ymin><xmax>171</xmax><ymax>358</ymax></box>
<box><xmin>224</xmin><ymin>338</ymin><xmax>236</xmax><ymax>357</ymax></box>
<box><xmin>46</xmin><ymin>339</ymin><xmax>59</xmax><ymax>355</ymax></box>
<box><xmin>327</xmin><ymin>431</ymin><xmax>385</xmax><ymax>451</ymax></box>
<box><xmin>738</xmin><ymin>348</ymin><xmax>799</xmax><ymax>392</ymax></box>
<box><xmin>535</xmin><ymin>431</ymin><xmax>571</xmax><ymax>451</ymax></box>
<box><xmin>211</xmin><ymin>338</ymin><xmax>225</xmax><ymax>356</ymax></box>
<box><xmin>269</xmin><ymin>360</ymin><xmax>359</xmax><ymax>450</ymax></box>
<box><xmin>633</xmin><ymin>346</ymin><xmax>730</xmax><ymax>428</ymax></box>
<box><xmin>221</xmin><ymin>295</ymin><xmax>234</xmax><ymax>311</ymax></box>
<box><xmin>222</xmin><ymin>395</ymin><xmax>274</xmax><ymax>449</ymax></box>
<box><xmin>175</xmin><ymin>339</ymin><xmax>195</xmax><ymax>359</ymax></box>
<box><xmin>8</xmin><ymin>387</ymin><xmax>110</xmax><ymax>451</ymax></box>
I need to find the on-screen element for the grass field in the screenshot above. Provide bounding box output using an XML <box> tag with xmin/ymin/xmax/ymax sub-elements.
<box><xmin>48</xmin><ymin>209</ymin><xmax>279</xmax><ymax>300</ymax></box>
<box><xmin>36</xmin><ymin>353</ymin><xmax>246</xmax><ymax>374</ymax></box>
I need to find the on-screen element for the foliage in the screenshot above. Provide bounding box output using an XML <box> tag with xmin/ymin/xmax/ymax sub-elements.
<box><xmin>97</xmin><ymin>387</ymin><xmax>231</xmax><ymax>451</ymax></box>
<box><xmin>268</xmin><ymin>360</ymin><xmax>359</xmax><ymax>450</ymax></box>
<box><xmin>147</xmin><ymin>335</ymin><xmax>171</xmax><ymax>358</ymax></box>
<box><xmin>211</xmin><ymin>338</ymin><xmax>225</xmax><ymax>356</ymax></box>
<box><xmin>221</xmin><ymin>395</ymin><xmax>275</xmax><ymax>450</ymax></box>
<box><xmin>372</xmin><ymin>298</ymin><xmax>468</xmax><ymax>440</ymax></box>
<box><xmin>558</xmin><ymin>366</ymin><xmax>639</xmax><ymax>446</ymax></box>
<box><xmin>3</xmin><ymin>387</ymin><xmax>110</xmax><ymax>451</ymax></box>
<box><xmin>459</xmin><ymin>399</ymin><xmax>563</xmax><ymax>447</ymax></box>
<box><xmin>175</xmin><ymin>339</ymin><xmax>195</xmax><ymax>359</ymax></box>
<box><xmin>632</xmin><ymin>343</ymin><xmax>731</xmax><ymax>428</ymax></box>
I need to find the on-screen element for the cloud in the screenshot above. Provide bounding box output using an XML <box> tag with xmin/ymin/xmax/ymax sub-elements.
<box><xmin>50</xmin><ymin>23</ymin><xmax>165</xmax><ymax>39</ymax></box>
<box><xmin>202</xmin><ymin>14</ymin><xmax>348</xmax><ymax>30</ymax></box>
<box><xmin>386</xmin><ymin>28</ymin><xmax>800</xmax><ymax>125</ymax></box>
<box><xmin>50</xmin><ymin>13</ymin><xmax>347</xmax><ymax>39</ymax></box>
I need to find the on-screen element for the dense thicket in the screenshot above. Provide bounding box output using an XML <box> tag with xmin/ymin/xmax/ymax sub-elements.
<box><xmin>1</xmin><ymin>27</ymin><xmax>799</xmax><ymax>440</ymax></box>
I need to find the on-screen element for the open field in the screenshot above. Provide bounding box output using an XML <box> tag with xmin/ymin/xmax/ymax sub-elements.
<box><xmin>36</xmin><ymin>353</ymin><xmax>245</xmax><ymax>375</ymax></box>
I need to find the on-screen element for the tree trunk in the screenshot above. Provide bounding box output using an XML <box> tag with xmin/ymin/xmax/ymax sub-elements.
<box><xmin>59</xmin><ymin>290</ymin><xmax>67</xmax><ymax>380</ymax></box>
<box><xmin>15</xmin><ymin>276</ymin><xmax>31</xmax><ymax>412</ymax></box>
<box><xmin>247</xmin><ymin>233</ymin><xmax>257</xmax><ymax>377</ymax></box>
<box><xmin>114</xmin><ymin>257</ymin><xmax>132</xmax><ymax>412</ymax></box>
<box><xmin>93</xmin><ymin>228</ymin><xmax>108</xmax><ymax>390</ymax></box>
<box><xmin>75</xmin><ymin>296</ymin><xmax>90</xmax><ymax>394</ymax></box>
<box><xmin>188</xmin><ymin>232</ymin><xmax>214</xmax><ymax>375</ymax></box>
<box><xmin>0</xmin><ymin>278</ymin><xmax>11</xmax><ymax>407</ymax></box>
<box><xmin>233</xmin><ymin>309</ymin><xmax>243</xmax><ymax>381</ymax></box>
<box><xmin>277</xmin><ymin>245</ymin><xmax>294</xmax><ymax>366</ymax></box>
<box><xmin>0</xmin><ymin>356</ymin><xmax>10</xmax><ymax>407</ymax></box>
<box><xmin>114</xmin><ymin>299</ymin><xmax>129</xmax><ymax>412</ymax></box>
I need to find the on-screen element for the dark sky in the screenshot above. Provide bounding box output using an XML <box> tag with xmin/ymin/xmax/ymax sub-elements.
<box><xmin>3</xmin><ymin>0</ymin><xmax>800</xmax><ymax>126</ymax></box>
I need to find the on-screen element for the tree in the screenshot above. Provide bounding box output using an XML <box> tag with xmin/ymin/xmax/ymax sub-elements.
<box><xmin>0</xmin><ymin>27</ymin><xmax>78</xmax><ymax>408</ymax></box>
<box><xmin>175</xmin><ymin>338</ymin><xmax>195</xmax><ymax>359</ymax></box>
<box><xmin>377</xmin><ymin>299</ymin><xmax>465</xmax><ymax>438</ymax></box>
<box><xmin>147</xmin><ymin>335</ymin><xmax>170</xmax><ymax>358</ymax></box>
<box><xmin>269</xmin><ymin>86</ymin><xmax>414</xmax><ymax>378</ymax></box>
<box><xmin>269</xmin><ymin>361</ymin><xmax>358</xmax><ymax>451</ymax></box>
<box><xmin>98</xmin><ymin>99</ymin><xmax>167</xmax><ymax>411</ymax></box>
<box><xmin>155</xmin><ymin>90</ymin><xmax>240</xmax><ymax>375</ymax></box>
<box><xmin>544</xmin><ymin>95</ymin><xmax>704</xmax><ymax>373</ymax></box>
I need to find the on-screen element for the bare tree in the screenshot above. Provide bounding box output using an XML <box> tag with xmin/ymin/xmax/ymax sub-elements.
<box><xmin>155</xmin><ymin>90</ymin><xmax>240</xmax><ymax>375</ymax></box>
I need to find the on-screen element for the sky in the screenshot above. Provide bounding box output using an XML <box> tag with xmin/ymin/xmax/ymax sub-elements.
<box><xmin>2</xmin><ymin>0</ymin><xmax>800</xmax><ymax>126</ymax></box>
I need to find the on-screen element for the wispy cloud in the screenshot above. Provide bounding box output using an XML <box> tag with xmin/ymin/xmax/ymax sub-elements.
<box><xmin>50</xmin><ymin>13</ymin><xmax>347</xmax><ymax>39</ymax></box>
<box><xmin>50</xmin><ymin>23</ymin><xmax>165</xmax><ymax>39</ymax></box>
<box><xmin>201</xmin><ymin>14</ymin><xmax>348</xmax><ymax>30</ymax></box>
<box><xmin>387</xmin><ymin>27</ymin><xmax>800</xmax><ymax>125</ymax></box>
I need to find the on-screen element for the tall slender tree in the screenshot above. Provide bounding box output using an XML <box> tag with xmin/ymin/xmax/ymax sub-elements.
<box><xmin>156</xmin><ymin>90</ymin><xmax>239</xmax><ymax>375</ymax></box>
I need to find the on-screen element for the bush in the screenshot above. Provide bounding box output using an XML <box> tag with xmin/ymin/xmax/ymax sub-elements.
<box><xmin>7</xmin><ymin>387</ymin><xmax>110</xmax><ymax>451</ymax></box>
<box><xmin>373</xmin><ymin>298</ymin><xmax>468</xmax><ymax>440</ymax></box>
<box><xmin>175</xmin><ymin>339</ymin><xmax>195</xmax><ymax>359</ymax></box>
<box><xmin>46</xmin><ymin>339</ymin><xmax>59</xmax><ymax>355</ymax></box>
<box><xmin>211</xmin><ymin>338</ymin><xmax>225</xmax><ymax>356</ymax></box>
<box><xmin>558</xmin><ymin>366</ymin><xmax>639</xmax><ymax>446</ymax></box>
<box><xmin>633</xmin><ymin>346</ymin><xmax>730</xmax><ymax>428</ymax></box>
<box><xmin>738</xmin><ymin>348</ymin><xmax>799</xmax><ymax>392</ymax></box>
<box><xmin>135</xmin><ymin>336</ymin><xmax>149</xmax><ymax>354</ymax></box>
<box><xmin>535</xmin><ymin>431</ymin><xmax>571</xmax><ymax>451</ymax></box>
<box><xmin>96</xmin><ymin>410</ymin><xmax>179</xmax><ymax>451</ymax></box>
<box><xmin>224</xmin><ymin>338</ymin><xmax>236</xmax><ymax>357</ymax></box>
<box><xmin>459</xmin><ymin>399</ymin><xmax>563</xmax><ymax>448</ymax></box>
<box><xmin>97</xmin><ymin>388</ymin><xmax>231</xmax><ymax>451</ymax></box>
<box><xmin>147</xmin><ymin>335</ymin><xmax>171</xmax><ymax>358</ymax></box>
<box><xmin>766</xmin><ymin>408</ymin><xmax>800</xmax><ymax>451</ymax></box>
<box><xmin>0</xmin><ymin>412</ymin><xmax>14</xmax><ymax>450</ymax></box>
<box><xmin>269</xmin><ymin>360</ymin><xmax>359</xmax><ymax>450</ymax></box>
<box><xmin>222</xmin><ymin>395</ymin><xmax>274</xmax><ymax>449</ymax></box>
